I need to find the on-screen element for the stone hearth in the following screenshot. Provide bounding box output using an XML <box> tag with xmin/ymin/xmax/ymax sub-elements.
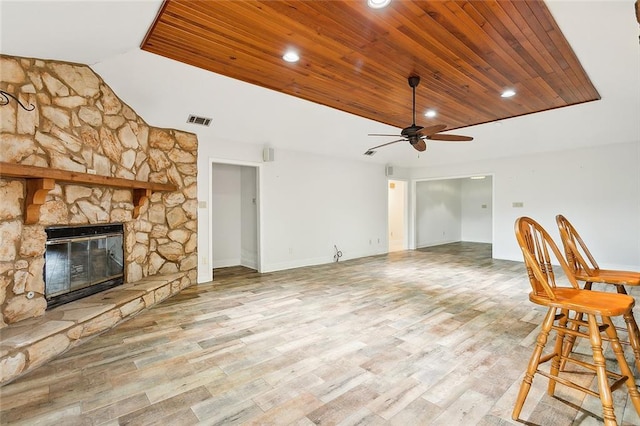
<box><xmin>0</xmin><ymin>54</ymin><xmax>198</xmax><ymax>384</ymax></box>
<box><xmin>0</xmin><ymin>271</ymin><xmax>189</xmax><ymax>385</ymax></box>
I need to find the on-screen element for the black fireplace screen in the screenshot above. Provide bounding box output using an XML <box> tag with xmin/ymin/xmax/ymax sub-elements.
<box><xmin>45</xmin><ymin>224</ymin><xmax>124</xmax><ymax>308</ymax></box>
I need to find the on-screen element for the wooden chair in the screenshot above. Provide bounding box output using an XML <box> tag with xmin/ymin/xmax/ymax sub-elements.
<box><xmin>512</xmin><ymin>217</ymin><xmax>640</xmax><ymax>425</ymax></box>
<box><xmin>556</xmin><ymin>214</ymin><xmax>640</xmax><ymax>371</ymax></box>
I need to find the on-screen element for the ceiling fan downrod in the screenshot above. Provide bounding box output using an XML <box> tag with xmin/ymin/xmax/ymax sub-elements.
<box><xmin>408</xmin><ymin>76</ymin><xmax>420</xmax><ymax>126</ymax></box>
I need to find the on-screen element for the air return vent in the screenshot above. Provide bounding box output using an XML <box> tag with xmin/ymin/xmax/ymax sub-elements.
<box><xmin>187</xmin><ymin>114</ymin><xmax>212</xmax><ymax>126</ymax></box>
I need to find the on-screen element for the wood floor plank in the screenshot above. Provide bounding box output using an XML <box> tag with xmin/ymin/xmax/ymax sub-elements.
<box><xmin>2</xmin><ymin>242</ymin><xmax>639</xmax><ymax>425</ymax></box>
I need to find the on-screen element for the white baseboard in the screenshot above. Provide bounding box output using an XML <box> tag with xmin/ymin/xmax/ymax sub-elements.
<box><xmin>212</xmin><ymin>258</ymin><xmax>241</xmax><ymax>269</ymax></box>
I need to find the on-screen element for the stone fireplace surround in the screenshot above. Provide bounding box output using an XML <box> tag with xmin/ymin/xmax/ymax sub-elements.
<box><xmin>0</xmin><ymin>55</ymin><xmax>198</xmax><ymax>385</ymax></box>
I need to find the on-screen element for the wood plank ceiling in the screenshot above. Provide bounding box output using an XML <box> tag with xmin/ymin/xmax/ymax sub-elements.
<box><xmin>141</xmin><ymin>0</ymin><xmax>600</xmax><ymax>133</ymax></box>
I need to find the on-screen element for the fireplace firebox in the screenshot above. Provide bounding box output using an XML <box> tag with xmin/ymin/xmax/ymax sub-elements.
<box><xmin>44</xmin><ymin>224</ymin><xmax>124</xmax><ymax>309</ymax></box>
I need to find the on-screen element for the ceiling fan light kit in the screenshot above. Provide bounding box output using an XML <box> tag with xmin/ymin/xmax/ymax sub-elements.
<box><xmin>365</xmin><ymin>76</ymin><xmax>473</xmax><ymax>155</ymax></box>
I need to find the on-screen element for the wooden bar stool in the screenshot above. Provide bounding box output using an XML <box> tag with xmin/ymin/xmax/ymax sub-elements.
<box><xmin>556</xmin><ymin>214</ymin><xmax>640</xmax><ymax>372</ymax></box>
<box><xmin>512</xmin><ymin>217</ymin><xmax>640</xmax><ymax>425</ymax></box>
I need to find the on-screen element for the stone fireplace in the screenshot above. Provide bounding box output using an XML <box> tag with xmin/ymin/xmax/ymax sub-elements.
<box><xmin>0</xmin><ymin>54</ymin><xmax>198</xmax><ymax>384</ymax></box>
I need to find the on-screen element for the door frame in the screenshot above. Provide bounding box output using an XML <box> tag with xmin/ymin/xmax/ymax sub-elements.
<box><xmin>209</xmin><ymin>157</ymin><xmax>264</xmax><ymax>273</ymax></box>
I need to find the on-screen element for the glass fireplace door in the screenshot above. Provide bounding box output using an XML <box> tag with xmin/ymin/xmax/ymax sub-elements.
<box><xmin>45</xmin><ymin>226</ymin><xmax>124</xmax><ymax>306</ymax></box>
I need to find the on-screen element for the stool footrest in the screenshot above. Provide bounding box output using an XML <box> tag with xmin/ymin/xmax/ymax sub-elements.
<box><xmin>537</xmin><ymin>370</ymin><xmax>600</xmax><ymax>398</ymax></box>
<box><xmin>536</xmin><ymin>368</ymin><xmax>629</xmax><ymax>399</ymax></box>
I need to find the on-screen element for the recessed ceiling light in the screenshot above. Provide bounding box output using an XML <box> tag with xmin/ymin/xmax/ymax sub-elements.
<box><xmin>501</xmin><ymin>89</ymin><xmax>516</xmax><ymax>98</ymax></box>
<box><xmin>283</xmin><ymin>50</ymin><xmax>300</xmax><ymax>63</ymax></box>
<box><xmin>470</xmin><ymin>176</ymin><xmax>486</xmax><ymax>180</ymax></box>
<box><xmin>367</xmin><ymin>0</ymin><xmax>391</xmax><ymax>9</ymax></box>
<box><xmin>425</xmin><ymin>109</ymin><xmax>437</xmax><ymax>118</ymax></box>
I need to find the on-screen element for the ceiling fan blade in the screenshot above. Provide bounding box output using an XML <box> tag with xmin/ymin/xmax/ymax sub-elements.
<box><xmin>368</xmin><ymin>133</ymin><xmax>402</xmax><ymax>137</ymax></box>
<box><xmin>418</xmin><ymin>124</ymin><xmax>447</xmax><ymax>136</ymax></box>
<box><xmin>427</xmin><ymin>134</ymin><xmax>473</xmax><ymax>142</ymax></box>
<box><xmin>412</xmin><ymin>139</ymin><xmax>427</xmax><ymax>152</ymax></box>
<box><xmin>368</xmin><ymin>138</ymin><xmax>407</xmax><ymax>150</ymax></box>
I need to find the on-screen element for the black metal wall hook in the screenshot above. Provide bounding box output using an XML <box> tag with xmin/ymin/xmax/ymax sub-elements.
<box><xmin>334</xmin><ymin>245</ymin><xmax>343</xmax><ymax>262</ymax></box>
<box><xmin>0</xmin><ymin>90</ymin><xmax>35</xmax><ymax>111</ymax></box>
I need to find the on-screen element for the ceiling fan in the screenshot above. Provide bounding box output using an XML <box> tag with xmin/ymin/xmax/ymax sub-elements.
<box><xmin>365</xmin><ymin>76</ymin><xmax>473</xmax><ymax>155</ymax></box>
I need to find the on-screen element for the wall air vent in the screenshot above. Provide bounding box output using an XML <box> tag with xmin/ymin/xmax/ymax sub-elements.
<box><xmin>187</xmin><ymin>114</ymin><xmax>212</xmax><ymax>126</ymax></box>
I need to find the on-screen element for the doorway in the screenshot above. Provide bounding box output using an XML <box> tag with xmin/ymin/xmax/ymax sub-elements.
<box><xmin>211</xmin><ymin>162</ymin><xmax>260</xmax><ymax>277</ymax></box>
<box><xmin>414</xmin><ymin>175</ymin><xmax>493</xmax><ymax>249</ymax></box>
<box><xmin>388</xmin><ymin>179</ymin><xmax>407</xmax><ymax>252</ymax></box>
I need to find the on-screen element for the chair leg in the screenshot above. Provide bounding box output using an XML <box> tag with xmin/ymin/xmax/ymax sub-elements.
<box><xmin>622</xmin><ymin>311</ymin><xmax>640</xmax><ymax>372</ymax></box>
<box><xmin>549</xmin><ymin>308</ymin><xmax>569</xmax><ymax>395</ymax></box>
<box><xmin>587</xmin><ymin>314</ymin><xmax>617</xmax><ymax>426</ymax></box>
<box><xmin>615</xmin><ymin>285</ymin><xmax>640</xmax><ymax>372</ymax></box>
<box><xmin>602</xmin><ymin>315</ymin><xmax>640</xmax><ymax>416</ymax></box>
<box><xmin>512</xmin><ymin>307</ymin><xmax>556</xmax><ymax>421</ymax></box>
<box><xmin>560</xmin><ymin>282</ymin><xmax>593</xmax><ymax>368</ymax></box>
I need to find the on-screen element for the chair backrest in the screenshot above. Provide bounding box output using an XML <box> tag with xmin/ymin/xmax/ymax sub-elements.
<box><xmin>514</xmin><ymin>216</ymin><xmax>580</xmax><ymax>299</ymax></box>
<box><xmin>555</xmin><ymin>214</ymin><xmax>600</xmax><ymax>277</ymax></box>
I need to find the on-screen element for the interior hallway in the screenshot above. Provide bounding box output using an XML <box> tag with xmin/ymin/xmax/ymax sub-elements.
<box><xmin>2</xmin><ymin>243</ymin><xmax>639</xmax><ymax>425</ymax></box>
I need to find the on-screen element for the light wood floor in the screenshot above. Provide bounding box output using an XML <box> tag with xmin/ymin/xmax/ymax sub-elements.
<box><xmin>2</xmin><ymin>242</ymin><xmax>640</xmax><ymax>425</ymax></box>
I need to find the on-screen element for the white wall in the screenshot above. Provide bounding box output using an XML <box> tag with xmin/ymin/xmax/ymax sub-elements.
<box><xmin>411</xmin><ymin>141</ymin><xmax>640</xmax><ymax>270</ymax></box>
<box><xmin>461</xmin><ymin>177</ymin><xmax>493</xmax><ymax>243</ymax></box>
<box><xmin>260</xmin><ymin>150</ymin><xmax>388</xmax><ymax>272</ymax></box>
<box><xmin>415</xmin><ymin>179</ymin><xmax>462</xmax><ymax>247</ymax></box>
<box><xmin>202</xmin><ymin>140</ymin><xmax>639</xmax><ymax>283</ymax></box>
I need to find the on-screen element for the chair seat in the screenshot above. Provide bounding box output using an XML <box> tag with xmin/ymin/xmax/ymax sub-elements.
<box><xmin>529</xmin><ymin>287</ymin><xmax>635</xmax><ymax>317</ymax></box>
<box><xmin>574</xmin><ymin>269</ymin><xmax>640</xmax><ymax>286</ymax></box>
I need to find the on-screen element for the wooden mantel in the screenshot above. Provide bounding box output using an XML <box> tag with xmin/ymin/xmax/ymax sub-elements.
<box><xmin>0</xmin><ymin>162</ymin><xmax>178</xmax><ymax>224</ymax></box>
